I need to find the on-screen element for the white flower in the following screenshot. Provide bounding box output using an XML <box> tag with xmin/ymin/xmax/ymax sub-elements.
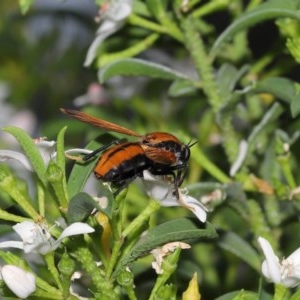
<box><xmin>0</xmin><ymin>139</ymin><xmax>56</xmax><ymax>171</ymax></box>
<box><xmin>0</xmin><ymin>221</ymin><xmax>95</xmax><ymax>255</ymax></box>
<box><xmin>150</xmin><ymin>242</ymin><xmax>191</xmax><ymax>274</ymax></box>
<box><xmin>84</xmin><ymin>0</ymin><xmax>133</xmax><ymax>66</ymax></box>
<box><xmin>258</xmin><ymin>236</ymin><xmax>300</xmax><ymax>287</ymax></box>
<box><xmin>142</xmin><ymin>170</ymin><xmax>208</xmax><ymax>222</ymax></box>
<box><xmin>0</xmin><ymin>265</ymin><xmax>36</xmax><ymax>298</ymax></box>
<box><xmin>0</xmin><ymin>137</ymin><xmax>91</xmax><ymax>172</ymax></box>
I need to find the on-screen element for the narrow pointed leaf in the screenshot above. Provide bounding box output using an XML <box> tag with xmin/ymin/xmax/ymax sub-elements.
<box><xmin>290</xmin><ymin>291</ymin><xmax>300</xmax><ymax>300</ymax></box>
<box><xmin>248</xmin><ymin>102</ymin><xmax>283</xmax><ymax>145</ymax></box>
<box><xmin>67</xmin><ymin>190</ymin><xmax>113</xmax><ymax>223</ymax></box>
<box><xmin>2</xmin><ymin>127</ymin><xmax>47</xmax><ymax>185</ymax></box>
<box><xmin>67</xmin><ymin>134</ymin><xmax>114</xmax><ymax>198</ymax></box>
<box><xmin>168</xmin><ymin>79</ymin><xmax>198</xmax><ymax>97</ymax></box>
<box><xmin>116</xmin><ymin>219</ymin><xmax>217</xmax><ymax>274</ymax></box>
<box><xmin>56</xmin><ymin>126</ymin><xmax>67</xmax><ymax>177</ymax></box>
<box><xmin>218</xmin><ymin>231</ymin><xmax>261</xmax><ymax>271</ymax></box>
<box><xmin>99</xmin><ymin>58</ymin><xmax>190</xmax><ymax>83</ymax></box>
<box><xmin>254</xmin><ymin>77</ymin><xmax>300</xmax><ymax>117</ymax></box>
<box><xmin>68</xmin><ymin>192</ymin><xmax>99</xmax><ymax>223</ymax></box>
<box><xmin>211</xmin><ymin>0</ymin><xmax>300</xmax><ymax>55</ymax></box>
<box><xmin>56</xmin><ymin>126</ymin><xmax>69</xmax><ymax>200</ymax></box>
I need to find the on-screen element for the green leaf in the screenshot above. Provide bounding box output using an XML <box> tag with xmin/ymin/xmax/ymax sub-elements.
<box><xmin>67</xmin><ymin>191</ymin><xmax>113</xmax><ymax>223</ymax></box>
<box><xmin>290</xmin><ymin>291</ymin><xmax>300</xmax><ymax>300</ymax></box>
<box><xmin>99</xmin><ymin>58</ymin><xmax>190</xmax><ymax>83</ymax></box>
<box><xmin>56</xmin><ymin>126</ymin><xmax>67</xmax><ymax>177</ymax></box>
<box><xmin>291</xmin><ymin>92</ymin><xmax>300</xmax><ymax>118</ymax></box>
<box><xmin>133</xmin><ymin>1</ymin><xmax>152</xmax><ymax>17</ymax></box>
<box><xmin>168</xmin><ymin>79</ymin><xmax>198</xmax><ymax>97</ymax></box>
<box><xmin>211</xmin><ymin>0</ymin><xmax>300</xmax><ymax>55</ymax></box>
<box><xmin>216</xmin><ymin>63</ymin><xmax>240</xmax><ymax>98</ymax></box>
<box><xmin>67</xmin><ymin>135</ymin><xmax>114</xmax><ymax>198</ymax></box>
<box><xmin>254</xmin><ymin>77</ymin><xmax>300</xmax><ymax>117</ymax></box>
<box><xmin>248</xmin><ymin>102</ymin><xmax>284</xmax><ymax>145</ymax></box>
<box><xmin>18</xmin><ymin>0</ymin><xmax>34</xmax><ymax>14</ymax></box>
<box><xmin>216</xmin><ymin>64</ymin><xmax>249</xmax><ymax>99</ymax></box>
<box><xmin>258</xmin><ymin>289</ymin><xmax>273</xmax><ymax>300</ymax></box>
<box><xmin>116</xmin><ymin>219</ymin><xmax>217</xmax><ymax>273</ymax></box>
<box><xmin>2</xmin><ymin>126</ymin><xmax>47</xmax><ymax>185</ymax></box>
<box><xmin>68</xmin><ymin>133</ymin><xmax>117</xmax><ymax>198</ymax></box>
<box><xmin>218</xmin><ymin>231</ymin><xmax>261</xmax><ymax>271</ymax></box>
<box><xmin>46</xmin><ymin>161</ymin><xmax>68</xmax><ymax>208</ymax></box>
<box><xmin>146</xmin><ymin>0</ymin><xmax>166</xmax><ymax>19</ymax></box>
<box><xmin>56</xmin><ymin>126</ymin><xmax>68</xmax><ymax>200</ymax></box>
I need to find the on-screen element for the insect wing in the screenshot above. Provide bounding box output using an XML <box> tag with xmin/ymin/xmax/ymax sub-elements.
<box><xmin>61</xmin><ymin>109</ymin><xmax>141</xmax><ymax>137</ymax></box>
<box><xmin>142</xmin><ymin>146</ymin><xmax>176</xmax><ymax>165</ymax></box>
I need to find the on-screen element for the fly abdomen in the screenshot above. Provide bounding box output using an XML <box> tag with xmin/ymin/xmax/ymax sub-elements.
<box><xmin>94</xmin><ymin>142</ymin><xmax>148</xmax><ymax>182</ymax></box>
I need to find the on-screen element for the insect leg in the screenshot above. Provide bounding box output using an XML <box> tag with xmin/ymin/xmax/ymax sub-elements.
<box><xmin>112</xmin><ymin>175</ymin><xmax>138</xmax><ymax>196</ymax></box>
<box><xmin>83</xmin><ymin>138</ymin><xmax>127</xmax><ymax>161</ymax></box>
<box><xmin>149</xmin><ymin>164</ymin><xmax>188</xmax><ymax>199</ymax></box>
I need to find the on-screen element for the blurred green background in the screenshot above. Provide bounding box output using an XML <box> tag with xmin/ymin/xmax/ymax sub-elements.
<box><xmin>2</xmin><ymin>1</ymin><xmax>300</xmax><ymax>299</ymax></box>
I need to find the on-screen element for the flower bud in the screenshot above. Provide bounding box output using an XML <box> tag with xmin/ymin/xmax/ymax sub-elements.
<box><xmin>0</xmin><ymin>265</ymin><xmax>36</xmax><ymax>298</ymax></box>
<box><xmin>58</xmin><ymin>252</ymin><xmax>76</xmax><ymax>277</ymax></box>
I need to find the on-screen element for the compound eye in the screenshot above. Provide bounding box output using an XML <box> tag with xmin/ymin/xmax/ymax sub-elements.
<box><xmin>180</xmin><ymin>145</ymin><xmax>190</xmax><ymax>162</ymax></box>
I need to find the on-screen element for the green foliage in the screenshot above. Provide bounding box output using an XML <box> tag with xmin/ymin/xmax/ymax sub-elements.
<box><xmin>1</xmin><ymin>0</ymin><xmax>300</xmax><ymax>299</ymax></box>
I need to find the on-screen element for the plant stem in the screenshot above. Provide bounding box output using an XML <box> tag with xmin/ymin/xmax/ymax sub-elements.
<box><xmin>37</xmin><ymin>181</ymin><xmax>45</xmax><ymax>217</ymax></box>
<box><xmin>193</xmin><ymin>0</ymin><xmax>229</xmax><ymax>18</ymax></box>
<box><xmin>0</xmin><ymin>172</ymin><xmax>39</xmax><ymax>220</ymax></box>
<box><xmin>0</xmin><ymin>208</ymin><xmax>29</xmax><ymax>223</ymax></box>
<box><xmin>98</xmin><ymin>33</ymin><xmax>159</xmax><ymax>67</ymax></box>
<box><xmin>178</xmin><ymin>12</ymin><xmax>240</xmax><ymax>164</ymax></box>
<box><xmin>178</xmin><ymin>14</ymin><xmax>222</xmax><ymax>113</ymax></box>
<box><xmin>277</xmin><ymin>154</ymin><xmax>296</xmax><ymax>189</ymax></box>
<box><xmin>128</xmin><ymin>14</ymin><xmax>166</xmax><ymax>33</ymax></box>
<box><xmin>122</xmin><ymin>199</ymin><xmax>161</xmax><ymax>238</ymax></box>
<box><xmin>192</xmin><ymin>146</ymin><xmax>231</xmax><ymax>183</ymax></box>
<box><xmin>44</xmin><ymin>252</ymin><xmax>63</xmax><ymax>292</ymax></box>
<box><xmin>106</xmin><ymin>199</ymin><xmax>161</xmax><ymax>279</ymax></box>
<box><xmin>274</xmin><ymin>284</ymin><xmax>289</xmax><ymax>300</ymax></box>
<box><xmin>74</xmin><ymin>247</ymin><xmax>114</xmax><ymax>295</ymax></box>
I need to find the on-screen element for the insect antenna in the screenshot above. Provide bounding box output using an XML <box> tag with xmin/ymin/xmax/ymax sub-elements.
<box><xmin>187</xmin><ymin>140</ymin><xmax>198</xmax><ymax>148</ymax></box>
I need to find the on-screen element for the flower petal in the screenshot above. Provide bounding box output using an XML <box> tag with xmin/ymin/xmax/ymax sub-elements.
<box><xmin>52</xmin><ymin>222</ymin><xmax>95</xmax><ymax>250</ymax></box>
<box><xmin>281</xmin><ymin>276</ymin><xmax>300</xmax><ymax>288</ymax></box>
<box><xmin>180</xmin><ymin>194</ymin><xmax>207</xmax><ymax>223</ymax></box>
<box><xmin>258</xmin><ymin>237</ymin><xmax>281</xmax><ymax>283</ymax></box>
<box><xmin>143</xmin><ymin>172</ymin><xmax>173</xmax><ymax>202</ymax></box>
<box><xmin>1</xmin><ymin>265</ymin><xmax>36</xmax><ymax>298</ymax></box>
<box><xmin>280</xmin><ymin>247</ymin><xmax>300</xmax><ymax>287</ymax></box>
<box><xmin>286</xmin><ymin>247</ymin><xmax>300</xmax><ymax>267</ymax></box>
<box><xmin>13</xmin><ymin>220</ymin><xmax>37</xmax><ymax>241</ymax></box>
<box><xmin>84</xmin><ymin>20</ymin><xmax>119</xmax><ymax>67</ymax></box>
<box><xmin>142</xmin><ymin>170</ymin><xmax>208</xmax><ymax>222</ymax></box>
<box><xmin>0</xmin><ymin>150</ymin><xmax>33</xmax><ymax>171</ymax></box>
<box><xmin>150</xmin><ymin>242</ymin><xmax>191</xmax><ymax>274</ymax></box>
<box><xmin>65</xmin><ymin>148</ymin><xmax>93</xmax><ymax>156</ymax></box>
<box><xmin>13</xmin><ymin>221</ymin><xmax>53</xmax><ymax>254</ymax></box>
<box><xmin>59</xmin><ymin>222</ymin><xmax>95</xmax><ymax>240</ymax></box>
<box><xmin>0</xmin><ymin>241</ymin><xmax>24</xmax><ymax>250</ymax></box>
<box><xmin>32</xmin><ymin>139</ymin><xmax>57</xmax><ymax>167</ymax></box>
<box><xmin>106</xmin><ymin>1</ymin><xmax>132</xmax><ymax>21</ymax></box>
<box><xmin>84</xmin><ymin>0</ymin><xmax>132</xmax><ymax>67</ymax></box>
